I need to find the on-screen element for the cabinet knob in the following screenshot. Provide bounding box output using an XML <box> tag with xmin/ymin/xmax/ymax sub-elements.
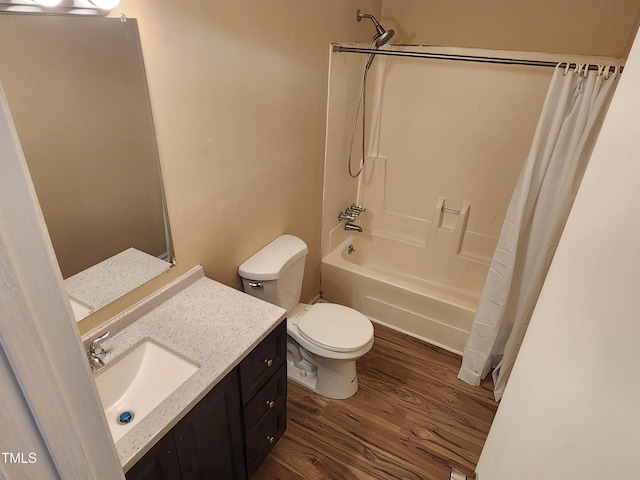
<box><xmin>266</xmin><ymin>400</ymin><xmax>275</xmax><ymax>409</ymax></box>
<box><xmin>264</xmin><ymin>358</ymin><xmax>273</xmax><ymax>367</ymax></box>
<box><xmin>266</xmin><ymin>435</ymin><xmax>275</xmax><ymax>444</ymax></box>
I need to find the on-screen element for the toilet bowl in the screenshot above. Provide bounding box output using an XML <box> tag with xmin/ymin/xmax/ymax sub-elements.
<box><xmin>238</xmin><ymin>234</ymin><xmax>374</xmax><ymax>399</ymax></box>
<box><xmin>286</xmin><ymin>303</ymin><xmax>373</xmax><ymax>399</ymax></box>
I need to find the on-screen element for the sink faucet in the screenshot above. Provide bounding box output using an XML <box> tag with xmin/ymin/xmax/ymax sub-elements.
<box><xmin>89</xmin><ymin>331</ymin><xmax>110</xmax><ymax>371</ymax></box>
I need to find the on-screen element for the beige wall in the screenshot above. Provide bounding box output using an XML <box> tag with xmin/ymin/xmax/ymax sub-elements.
<box><xmin>79</xmin><ymin>1</ymin><xmax>382</xmax><ymax>334</ymax></box>
<box><xmin>381</xmin><ymin>0</ymin><xmax>640</xmax><ymax>57</ymax></box>
<box><xmin>79</xmin><ymin>1</ymin><xmax>640</xmax><ymax>334</ymax></box>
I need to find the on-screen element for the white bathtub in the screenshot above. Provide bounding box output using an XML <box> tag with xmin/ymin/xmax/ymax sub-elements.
<box><xmin>320</xmin><ymin>235</ymin><xmax>489</xmax><ymax>354</ymax></box>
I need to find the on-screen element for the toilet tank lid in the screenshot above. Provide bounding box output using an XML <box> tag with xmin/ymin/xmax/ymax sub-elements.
<box><xmin>238</xmin><ymin>234</ymin><xmax>308</xmax><ymax>281</ymax></box>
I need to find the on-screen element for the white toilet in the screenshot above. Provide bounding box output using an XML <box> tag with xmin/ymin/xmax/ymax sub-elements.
<box><xmin>239</xmin><ymin>234</ymin><xmax>374</xmax><ymax>399</ymax></box>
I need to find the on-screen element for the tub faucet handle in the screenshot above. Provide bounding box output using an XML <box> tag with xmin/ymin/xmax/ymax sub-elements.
<box><xmin>350</xmin><ymin>204</ymin><xmax>366</xmax><ymax>213</ymax></box>
<box><xmin>338</xmin><ymin>211</ymin><xmax>358</xmax><ymax>222</ymax></box>
<box><xmin>345</xmin><ymin>207</ymin><xmax>362</xmax><ymax>217</ymax></box>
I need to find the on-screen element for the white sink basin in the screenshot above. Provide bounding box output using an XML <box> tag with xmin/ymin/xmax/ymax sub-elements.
<box><xmin>94</xmin><ymin>340</ymin><xmax>199</xmax><ymax>442</ymax></box>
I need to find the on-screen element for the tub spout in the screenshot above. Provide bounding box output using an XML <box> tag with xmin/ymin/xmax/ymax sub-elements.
<box><xmin>345</xmin><ymin>222</ymin><xmax>363</xmax><ymax>232</ymax></box>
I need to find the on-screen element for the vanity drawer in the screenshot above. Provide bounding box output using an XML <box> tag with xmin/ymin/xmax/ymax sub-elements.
<box><xmin>244</xmin><ymin>364</ymin><xmax>286</xmax><ymax>428</ymax></box>
<box><xmin>245</xmin><ymin>400</ymin><xmax>287</xmax><ymax>478</ymax></box>
<box><xmin>239</xmin><ymin>320</ymin><xmax>286</xmax><ymax>404</ymax></box>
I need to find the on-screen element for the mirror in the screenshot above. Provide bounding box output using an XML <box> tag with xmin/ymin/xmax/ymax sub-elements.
<box><xmin>0</xmin><ymin>14</ymin><xmax>174</xmax><ymax>320</ymax></box>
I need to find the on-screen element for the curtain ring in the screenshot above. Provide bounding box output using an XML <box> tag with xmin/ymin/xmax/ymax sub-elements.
<box><xmin>604</xmin><ymin>65</ymin><xmax>619</xmax><ymax>80</ymax></box>
<box><xmin>597</xmin><ymin>64</ymin><xmax>605</xmax><ymax>78</ymax></box>
<box><xmin>613</xmin><ymin>65</ymin><xmax>621</xmax><ymax>79</ymax></box>
<box><xmin>581</xmin><ymin>63</ymin><xmax>590</xmax><ymax>78</ymax></box>
<box><xmin>557</xmin><ymin>62</ymin><xmax>569</xmax><ymax>76</ymax></box>
<box><xmin>565</xmin><ymin>62</ymin><xmax>573</xmax><ymax>76</ymax></box>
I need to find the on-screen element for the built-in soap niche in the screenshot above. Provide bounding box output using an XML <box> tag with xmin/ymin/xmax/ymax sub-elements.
<box><xmin>428</xmin><ymin>197</ymin><xmax>470</xmax><ymax>254</ymax></box>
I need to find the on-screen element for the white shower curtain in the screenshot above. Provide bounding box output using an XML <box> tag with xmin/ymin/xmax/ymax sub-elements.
<box><xmin>458</xmin><ymin>63</ymin><xmax>620</xmax><ymax>401</ymax></box>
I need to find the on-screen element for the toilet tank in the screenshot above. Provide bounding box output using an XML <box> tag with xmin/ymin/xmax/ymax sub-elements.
<box><xmin>238</xmin><ymin>234</ymin><xmax>308</xmax><ymax>313</ymax></box>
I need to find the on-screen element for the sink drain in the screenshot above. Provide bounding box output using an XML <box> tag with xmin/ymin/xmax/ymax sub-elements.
<box><xmin>117</xmin><ymin>411</ymin><xmax>134</xmax><ymax>425</ymax></box>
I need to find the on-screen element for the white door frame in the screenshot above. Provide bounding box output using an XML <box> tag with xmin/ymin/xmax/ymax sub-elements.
<box><xmin>0</xmin><ymin>86</ymin><xmax>124</xmax><ymax>479</ymax></box>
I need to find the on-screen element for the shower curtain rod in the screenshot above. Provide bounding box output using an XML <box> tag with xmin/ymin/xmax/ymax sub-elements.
<box><xmin>332</xmin><ymin>45</ymin><xmax>623</xmax><ymax>72</ymax></box>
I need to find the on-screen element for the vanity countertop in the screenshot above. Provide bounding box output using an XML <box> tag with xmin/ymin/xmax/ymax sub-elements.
<box><xmin>84</xmin><ymin>265</ymin><xmax>286</xmax><ymax>471</ymax></box>
<box><xmin>66</xmin><ymin>247</ymin><xmax>172</xmax><ymax>320</ymax></box>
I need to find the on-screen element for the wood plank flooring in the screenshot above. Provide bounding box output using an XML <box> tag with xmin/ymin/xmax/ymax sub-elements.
<box><xmin>253</xmin><ymin>323</ymin><xmax>498</xmax><ymax>480</ymax></box>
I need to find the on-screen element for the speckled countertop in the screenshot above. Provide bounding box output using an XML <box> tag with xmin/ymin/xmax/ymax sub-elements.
<box><xmin>83</xmin><ymin>265</ymin><xmax>286</xmax><ymax>472</ymax></box>
<box><xmin>66</xmin><ymin>247</ymin><xmax>172</xmax><ymax>317</ymax></box>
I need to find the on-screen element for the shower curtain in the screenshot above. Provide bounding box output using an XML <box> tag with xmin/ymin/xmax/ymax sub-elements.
<box><xmin>458</xmin><ymin>63</ymin><xmax>620</xmax><ymax>401</ymax></box>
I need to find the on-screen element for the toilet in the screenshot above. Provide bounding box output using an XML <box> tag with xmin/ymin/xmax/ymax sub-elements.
<box><xmin>239</xmin><ymin>234</ymin><xmax>374</xmax><ymax>399</ymax></box>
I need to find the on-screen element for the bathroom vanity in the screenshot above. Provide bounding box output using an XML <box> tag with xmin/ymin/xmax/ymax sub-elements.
<box><xmin>84</xmin><ymin>266</ymin><xmax>287</xmax><ymax>479</ymax></box>
<box><xmin>125</xmin><ymin>322</ymin><xmax>287</xmax><ymax>479</ymax></box>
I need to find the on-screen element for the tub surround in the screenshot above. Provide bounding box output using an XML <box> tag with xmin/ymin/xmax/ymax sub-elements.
<box><xmin>322</xmin><ymin>235</ymin><xmax>478</xmax><ymax>353</ymax></box>
<box><xmin>357</xmin><ymin>156</ymin><xmax>499</xmax><ymax>264</ymax></box>
<box><xmin>82</xmin><ymin>265</ymin><xmax>286</xmax><ymax>472</ymax></box>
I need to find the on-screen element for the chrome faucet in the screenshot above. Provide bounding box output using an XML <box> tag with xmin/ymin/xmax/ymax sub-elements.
<box><xmin>345</xmin><ymin>222</ymin><xmax>363</xmax><ymax>232</ymax></box>
<box><xmin>89</xmin><ymin>331</ymin><xmax>110</xmax><ymax>371</ymax></box>
<box><xmin>341</xmin><ymin>204</ymin><xmax>367</xmax><ymax>220</ymax></box>
<box><xmin>338</xmin><ymin>211</ymin><xmax>358</xmax><ymax>222</ymax></box>
<box><xmin>339</xmin><ymin>203</ymin><xmax>366</xmax><ymax>233</ymax></box>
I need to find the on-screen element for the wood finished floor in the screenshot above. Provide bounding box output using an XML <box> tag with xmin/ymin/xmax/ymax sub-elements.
<box><xmin>253</xmin><ymin>323</ymin><xmax>498</xmax><ymax>480</ymax></box>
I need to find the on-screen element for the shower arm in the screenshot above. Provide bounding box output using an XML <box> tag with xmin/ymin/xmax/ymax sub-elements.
<box><xmin>357</xmin><ymin>10</ymin><xmax>385</xmax><ymax>38</ymax></box>
<box><xmin>356</xmin><ymin>10</ymin><xmax>381</xmax><ymax>29</ymax></box>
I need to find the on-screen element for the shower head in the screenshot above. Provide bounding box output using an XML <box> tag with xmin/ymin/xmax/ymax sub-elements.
<box><xmin>375</xmin><ymin>28</ymin><xmax>395</xmax><ymax>47</ymax></box>
<box><xmin>356</xmin><ymin>10</ymin><xmax>395</xmax><ymax>48</ymax></box>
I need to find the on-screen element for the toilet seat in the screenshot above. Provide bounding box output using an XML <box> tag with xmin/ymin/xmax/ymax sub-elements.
<box><xmin>297</xmin><ymin>303</ymin><xmax>374</xmax><ymax>353</ymax></box>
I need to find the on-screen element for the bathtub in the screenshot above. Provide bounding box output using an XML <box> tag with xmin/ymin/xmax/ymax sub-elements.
<box><xmin>320</xmin><ymin>235</ymin><xmax>489</xmax><ymax>354</ymax></box>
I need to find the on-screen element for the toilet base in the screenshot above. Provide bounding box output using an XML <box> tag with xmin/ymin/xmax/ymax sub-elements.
<box><xmin>287</xmin><ymin>359</ymin><xmax>318</xmax><ymax>391</ymax></box>
<box><xmin>286</xmin><ymin>356</ymin><xmax>359</xmax><ymax>400</ymax></box>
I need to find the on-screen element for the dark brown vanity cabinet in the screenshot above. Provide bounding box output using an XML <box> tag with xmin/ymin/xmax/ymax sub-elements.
<box><xmin>124</xmin><ymin>431</ymin><xmax>183</xmax><ymax>480</ymax></box>
<box><xmin>238</xmin><ymin>321</ymin><xmax>287</xmax><ymax>478</ymax></box>
<box><xmin>125</xmin><ymin>320</ymin><xmax>287</xmax><ymax>480</ymax></box>
<box><xmin>173</xmin><ymin>372</ymin><xmax>246</xmax><ymax>479</ymax></box>
<box><xmin>125</xmin><ymin>371</ymin><xmax>245</xmax><ymax>480</ymax></box>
